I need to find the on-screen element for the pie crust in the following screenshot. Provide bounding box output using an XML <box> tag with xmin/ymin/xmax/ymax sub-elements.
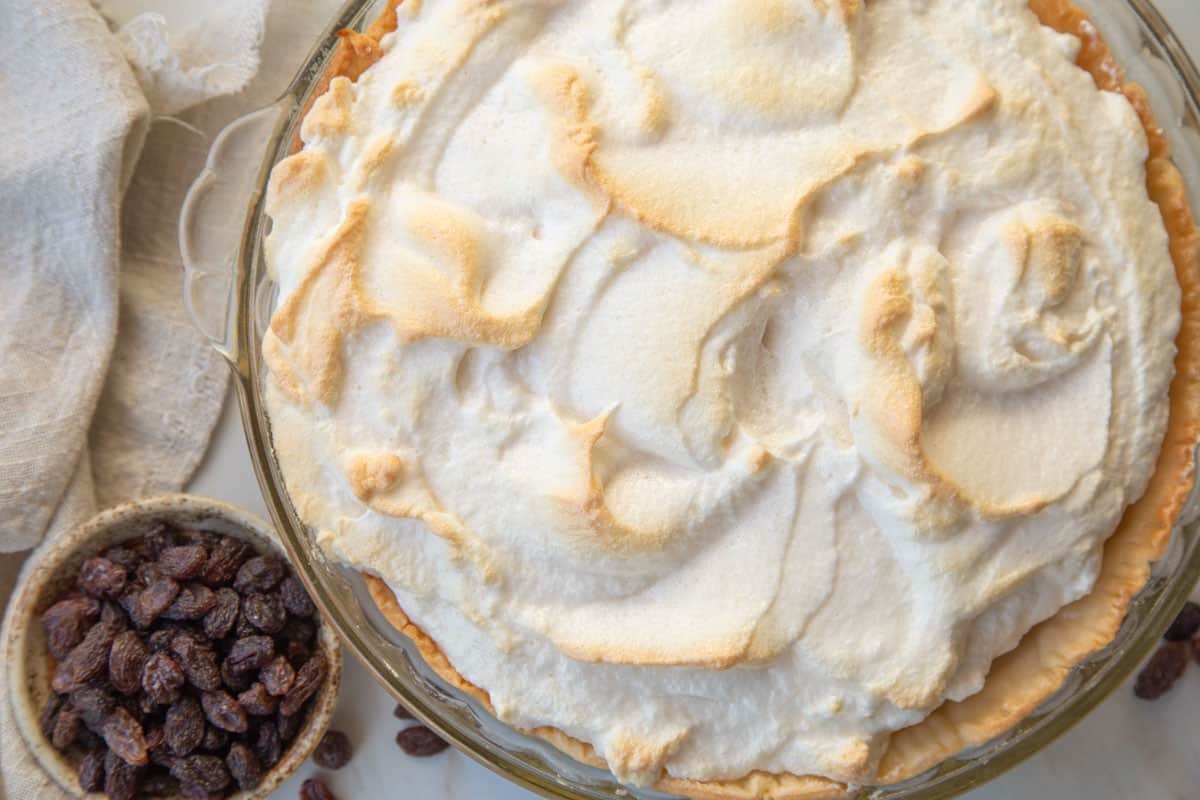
<box><xmin>296</xmin><ymin>1</ymin><xmax>1200</xmax><ymax>796</ymax></box>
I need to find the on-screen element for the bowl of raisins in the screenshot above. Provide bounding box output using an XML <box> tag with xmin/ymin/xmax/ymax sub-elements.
<box><xmin>3</xmin><ymin>493</ymin><xmax>343</xmax><ymax>799</ymax></box>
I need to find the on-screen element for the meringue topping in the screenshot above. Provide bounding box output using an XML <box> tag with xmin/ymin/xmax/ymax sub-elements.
<box><xmin>262</xmin><ymin>0</ymin><xmax>1180</xmax><ymax>785</ymax></box>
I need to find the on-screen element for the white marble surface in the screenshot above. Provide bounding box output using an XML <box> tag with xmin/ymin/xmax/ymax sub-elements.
<box><xmin>188</xmin><ymin>2</ymin><xmax>1200</xmax><ymax>797</ymax></box>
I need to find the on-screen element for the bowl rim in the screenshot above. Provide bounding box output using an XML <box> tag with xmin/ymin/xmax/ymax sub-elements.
<box><xmin>2</xmin><ymin>492</ymin><xmax>343</xmax><ymax>800</ymax></box>
<box><xmin>214</xmin><ymin>1</ymin><xmax>1200</xmax><ymax>798</ymax></box>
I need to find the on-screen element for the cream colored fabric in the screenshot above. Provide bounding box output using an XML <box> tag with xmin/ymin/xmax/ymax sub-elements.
<box><xmin>0</xmin><ymin>0</ymin><xmax>282</xmax><ymax>796</ymax></box>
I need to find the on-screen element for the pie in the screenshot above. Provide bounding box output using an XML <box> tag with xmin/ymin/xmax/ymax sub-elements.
<box><xmin>260</xmin><ymin>0</ymin><xmax>1200</xmax><ymax>796</ymax></box>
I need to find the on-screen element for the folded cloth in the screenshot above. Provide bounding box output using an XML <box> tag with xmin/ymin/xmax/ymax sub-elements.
<box><xmin>0</xmin><ymin>0</ymin><xmax>273</xmax><ymax>558</ymax></box>
<box><xmin>0</xmin><ymin>0</ymin><xmax>356</xmax><ymax>793</ymax></box>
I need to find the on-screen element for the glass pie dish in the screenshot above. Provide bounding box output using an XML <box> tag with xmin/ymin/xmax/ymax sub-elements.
<box><xmin>179</xmin><ymin>1</ymin><xmax>1200</xmax><ymax>797</ymax></box>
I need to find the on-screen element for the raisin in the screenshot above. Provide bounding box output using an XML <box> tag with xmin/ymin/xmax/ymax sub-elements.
<box><xmin>79</xmin><ymin>557</ymin><xmax>128</xmax><ymax>598</ymax></box>
<box><xmin>1135</xmin><ymin>641</ymin><xmax>1189</xmax><ymax>699</ymax></box>
<box><xmin>133</xmin><ymin>578</ymin><xmax>181</xmax><ymax>628</ymax></box>
<box><xmin>243</xmin><ymin>592</ymin><xmax>286</xmax><ymax>634</ymax></box>
<box><xmin>140</xmin><ymin>767</ymin><xmax>179</xmax><ymax>796</ymax></box>
<box><xmin>171</xmin><ymin>633</ymin><xmax>222</xmax><ymax>691</ymax></box>
<box><xmin>237</xmin><ymin>682</ymin><xmax>279</xmax><ymax>716</ymax></box>
<box><xmin>1166</xmin><ymin>601</ymin><xmax>1200</xmax><ymax>641</ymax></box>
<box><xmin>109</xmin><ymin>630</ymin><xmax>150</xmax><ymax>695</ymax></box>
<box><xmin>286</xmin><ymin>639</ymin><xmax>312</xmax><ymax>668</ymax></box>
<box><xmin>51</xmin><ymin>620</ymin><xmax>119</xmax><ymax>693</ymax></box>
<box><xmin>233</xmin><ymin>555</ymin><xmax>285</xmax><ymax>594</ymax></box>
<box><xmin>396</xmin><ymin>725</ymin><xmax>449</xmax><ymax>756</ymax></box>
<box><xmin>301</xmin><ymin>777</ymin><xmax>339</xmax><ymax>800</ymax></box>
<box><xmin>280</xmin><ymin>577</ymin><xmax>316</xmax><ymax>618</ymax></box>
<box><xmin>201</xmin><ymin>690</ymin><xmax>248</xmax><ymax>733</ymax></box>
<box><xmin>100</xmin><ymin>599</ymin><xmax>129</xmax><ymax>628</ymax></box>
<box><xmin>226</xmin><ymin>741</ymin><xmax>264</xmax><ymax>790</ymax></box>
<box><xmin>170</xmin><ymin>754</ymin><xmax>231</xmax><ymax>793</ymax></box>
<box><xmin>103</xmin><ymin>706</ymin><xmax>149</xmax><ymax>766</ymax></box>
<box><xmin>202</xmin><ymin>588</ymin><xmax>239</xmax><ymax>641</ymax></box>
<box><xmin>165</xmin><ymin>697</ymin><xmax>205</xmax><ymax>756</ymax></box>
<box><xmin>202</xmin><ymin>537</ymin><xmax>249</xmax><ymax>586</ymax></box>
<box><xmin>77</xmin><ymin>749</ymin><xmax>106</xmax><ymax>792</ymax></box>
<box><xmin>142</xmin><ymin>651</ymin><xmax>186</xmax><ymax>706</ymax></box>
<box><xmin>234</xmin><ymin>611</ymin><xmax>258</xmax><ymax>640</ymax></box>
<box><xmin>104</xmin><ymin>749</ymin><xmax>141</xmax><ymax>800</ymax></box>
<box><xmin>221</xmin><ymin>657</ymin><xmax>254</xmax><ymax>693</ymax></box>
<box><xmin>277</xmin><ymin>710</ymin><xmax>302</xmax><ymax>742</ymax></box>
<box><xmin>147</xmin><ymin>627</ymin><xmax>176</xmax><ymax>653</ymax></box>
<box><xmin>260</xmin><ymin>656</ymin><xmax>296</xmax><ymax>696</ymax></box>
<box><xmin>117</xmin><ymin>587</ymin><xmax>141</xmax><ymax>621</ymax></box>
<box><xmin>393</xmin><ymin>703</ymin><xmax>414</xmax><ymax>720</ymax></box>
<box><xmin>41</xmin><ymin>595</ymin><xmax>100</xmax><ymax>659</ymax></box>
<box><xmin>39</xmin><ymin>694</ymin><xmax>62</xmax><ymax>740</ymax></box>
<box><xmin>104</xmin><ymin>545</ymin><xmax>142</xmax><ymax>572</ymax></box>
<box><xmin>314</xmin><ymin>729</ymin><xmax>353</xmax><ymax>769</ymax></box>
<box><xmin>70</xmin><ymin>685</ymin><xmax>116</xmax><ymax>732</ymax></box>
<box><xmin>158</xmin><ymin>545</ymin><xmax>210</xmax><ymax>580</ymax></box>
<box><xmin>179</xmin><ymin>782</ymin><xmax>223</xmax><ymax>800</ymax></box>
<box><xmin>144</xmin><ymin>722</ymin><xmax>166</xmax><ymax>753</ymax></box>
<box><xmin>226</xmin><ymin>635</ymin><xmax>275</xmax><ymax>674</ymax></box>
<box><xmin>136</xmin><ymin>561</ymin><xmax>163</xmax><ymax>586</ymax></box>
<box><xmin>51</xmin><ymin>705</ymin><xmax>82</xmax><ymax>749</ymax></box>
<box><xmin>280</xmin><ymin>652</ymin><xmax>325</xmax><ymax>716</ymax></box>
<box><xmin>142</xmin><ymin>520</ymin><xmax>177</xmax><ymax>558</ymax></box>
<box><xmin>162</xmin><ymin>583</ymin><xmax>218</xmax><ymax>621</ymax></box>
<box><xmin>253</xmin><ymin>719</ymin><xmax>283</xmax><ymax>769</ymax></box>
<box><xmin>281</xmin><ymin>617</ymin><xmax>316</xmax><ymax>645</ymax></box>
<box><xmin>202</xmin><ymin>724</ymin><xmax>228</xmax><ymax>752</ymax></box>
<box><xmin>180</xmin><ymin>528</ymin><xmax>222</xmax><ymax>549</ymax></box>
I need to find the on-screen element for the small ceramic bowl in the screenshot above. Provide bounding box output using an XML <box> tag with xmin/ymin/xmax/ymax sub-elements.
<box><xmin>4</xmin><ymin>494</ymin><xmax>342</xmax><ymax>799</ymax></box>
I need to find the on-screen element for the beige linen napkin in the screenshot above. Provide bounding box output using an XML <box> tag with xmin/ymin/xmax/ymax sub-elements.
<box><xmin>0</xmin><ymin>0</ymin><xmax>281</xmax><ymax>795</ymax></box>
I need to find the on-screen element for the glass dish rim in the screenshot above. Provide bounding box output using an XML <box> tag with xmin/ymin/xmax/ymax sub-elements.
<box><xmin>215</xmin><ymin>1</ymin><xmax>1200</xmax><ymax>797</ymax></box>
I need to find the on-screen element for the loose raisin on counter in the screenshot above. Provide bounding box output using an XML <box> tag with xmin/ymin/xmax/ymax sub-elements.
<box><xmin>104</xmin><ymin>749</ymin><xmax>141</xmax><ymax>800</ymax></box>
<box><xmin>162</xmin><ymin>583</ymin><xmax>218</xmax><ymax>621</ymax></box>
<box><xmin>233</xmin><ymin>555</ymin><xmax>285</xmax><ymax>594</ymax></box>
<box><xmin>280</xmin><ymin>653</ymin><xmax>326</xmax><ymax>716</ymax></box>
<box><xmin>300</xmin><ymin>778</ymin><xmax>338</xmax><ymax>800</ymax></box>
<box><xmin>41</xmin><ymin>595</ymin><xmax>100</xmax><ymax>659</ymax></box>
<box><xmin>109</xmin><ymin>630</ymin><xmax>150</xmax><ymax>695</ymax></box>
<box><xmin>243</xmin><ymin>592</ymin><xmax>286</xmax><ymax>634</ymax></box>
<box><xmin>51</xmin><ymin>620</ymin><xmax>120</xmax><ymax>694</ymax></box>
<box><xmin>77</xmin><ymin>749</ymin><xmax>106</xmax><ymax>792</ymax></box>
<box><xmin>170</xmin><ymin>754</ymin><xmax>231</xmax><ymax>793</ymax></box>
<box><xmin>395</xmin><ymin>725</ymin><xmax>449</xmax><ymax>757</ymax></box>
<box><xmin>1135</xmin><ymin>641</ymin><xmax>1189</xmax><ymax>699</ymax></box>
<box><xmin>393</xmin><ymin>703</ymin><xmax>414</xmax><ymax>720</ymax></box>
<box><xmin>1165</xmin><ymin>601</ymin><xmax>1200</xmax><ymax>641</ymax></box>
<box><xmin>142</xmin><ymin>651</ymin><xmax>186</xmax><ymax>706</ymax></box>
<box><xmin>201</xmin><ymin>690</ymin><xmax>248</xmax><ymax>733</ymax></box>
<box><xmin>280</xmin><ymin>577</ymin><xmax>316</xmax><ymax>618</ymax></box>
<box><xmin>103</xmin><ymin>706</ymin><xmax>149</xmax><ymax>766</ymax></box>
<box><xmin>79</xmin><ymin>557</ymin><xmax>128</xmax><ymax>598</ymax></box>
<box><xmin>313</xmin><ymin>730</ymin><xmax>353</xmax><ymax>769</ymax></box>
<box><xmin>159</xmin><ymin>545</ymin><xmax>210</xmax><ymax>580</ymax></box>
<box><xmin>165</xmin><ymin>696</ymin><xmax>205</xmax><ymax>756</ymax></box>
<box><xmin>226</xmin><ymin>741</ymin><xmax>264</xmax><ymax>790</ymax></box>
<box><xmin>202</xmin><ymin>537</ymin><xmax>249</xmax><ymax>586</ymax></box>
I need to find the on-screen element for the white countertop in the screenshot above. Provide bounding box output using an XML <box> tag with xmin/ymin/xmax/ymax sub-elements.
<box><xmin>189</xmin><ymin>2</ymin><xmax>1200</xmax><ymax>796</ymax></box>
